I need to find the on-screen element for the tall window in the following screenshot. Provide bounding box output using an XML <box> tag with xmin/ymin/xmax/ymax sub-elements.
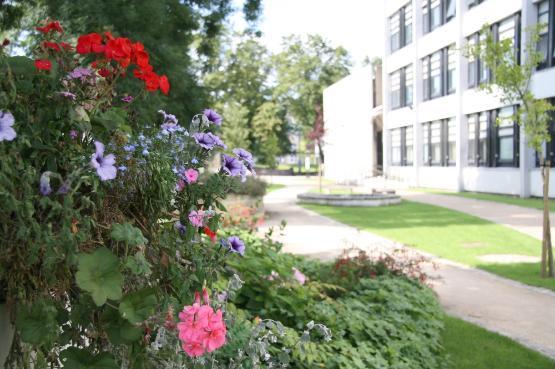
<box><xmin>467</xmin><ymin>107</ymin><xmax>519</xmax><ymax>167</ymax></box>
<box><xmin>423</xmin><ymin>119</ymin><xmax>456</xmax><ymax>166</ymax></box>
<box><xmin>467</xmin><ymin>13</ymin><xmax>520</xmax><ymax>88</ymax></box>
<box><xmin>537</xmin><ymin>0</ymin><xmax>550</xmax><ymax>69</ymax></box>
<box><xmin>540</xmin><ymin>99</ymin><xmax>555</xmax><ymax>165</ymax></box>
<box><xmin>422</xmin><ymin>0</ymin><xmax>456</xmax><ymax>34</ymax></box>
<box><xmin>422</xmin><ymin>45</ymin><xmax>456</xmax><ymax>100</ymax></box>
<box><xmin>390</xmin><ymin>2</ymin><xmax>413</xmax><ymax>52</ymax></box>
<box><xmin>390</xmin><ymin>126</ymin><xmax>413</xmax><ymax>166</ymax></box>
<box><xmin>390</xmin><ymin>65</ymin><xmax>413</xmax><ymax>109</ymax></box>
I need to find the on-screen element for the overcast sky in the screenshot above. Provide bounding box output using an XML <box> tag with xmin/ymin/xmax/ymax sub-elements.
<box><xmin>231</xmin><ymin>0</ymin><xmax>385</xmax><ymax>69</ymax></box>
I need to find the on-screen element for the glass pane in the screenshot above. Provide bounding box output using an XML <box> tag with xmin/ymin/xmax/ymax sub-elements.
<box><xmin>404</xmin><ymin>3</ymin><xmax>413</xmax><ymax>45</ymax></box>
<box><xmin>446</xmin><ymin>0</ymin><xmax>456</xmax><ymax>20</ymax></box>
<box><xmin>468</xmin><ymin>115</ymin><xmax>476</xmax><ymax>162</ymax></box>
<box><xmin>499</xmin><ymin>16</ymin><xmax>516</xmax><ymax>61</ymax></box>
<box><xmin>448</xmin><ymin>118</ymin><xmax>457</xmax><ymax>164</ymax></box>
<box><xmin>431</xmin><ymin>51</ymin><xmax>442</xmax><ymax>97</ymax></box>
<box><xmin>390</xmin><ymin>71</ymin><xmax>401</xmax><ymax>108</ymax></box>
<box><xmin>391</xmin><ymin>129</ymin><xmax>401</xmax><ymax>164</ymax></box>
<box><xmin>479</xmin><ymin>112</ymin><xmax>488</xmax><ymax>164</ymax></box>
<box><xmin>405</xmin><ymin>126</ymin><xmax>413</xmax><ymax>164</ymax></box>
<box><xmin>431</xmin><ymin>0</ymin><xmax>441</xmax><ymax>29</ymax></box>
<box><xmin>499</xmin><ymin>135</ymin><xmax>514</xmax><ymax>161</ymax></box>
<box><xmin>423</xmin><ymin>0</ymin><xmax>430</xmax><ymax>32</ymax></box>
<box><xmin>405</xmin><ymin>65</ymin><xmax>413</xmax><ymax>106</ymax></box>
<box><xmin>431</xmin><ymin>120</ymin><xmax>442</xmax><ymax>164</ymax></box>
<box><xmin>423</xmin><ymin>123</ymin><xmax>430</xmax><ymax>163</ymax></box>
<box><xmin>422</xmin><ymin>57</ymin><xmax>430</xmax><ymax>99</ymax></box>
<box><xmin>448</xmin><ymin>45</ymin><xmax>457</xmax><ymax>92</ymax></box>
<box><xmin>479</xmin><ymin>33</ymin><xmax>489</xmax><ymax>83</ymax></box>
<box><xmin>390</xmin><ymin>11</ymin><xmax>401</xmax><ymax>51</ymax></box>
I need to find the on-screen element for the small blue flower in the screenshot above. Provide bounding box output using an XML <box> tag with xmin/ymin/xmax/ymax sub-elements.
<box><xmin>124</xmin><ymin>144</ymin><xmax>136</xmax><ymax>152</ymax></box>
<box><xmin>118</xmin><ymin>165</ymin><xmax>127</xmax><ymax>172</ymax></box>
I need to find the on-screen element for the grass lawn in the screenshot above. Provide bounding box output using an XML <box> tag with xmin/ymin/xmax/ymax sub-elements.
<box><xmin>303</xmin><ymin>201</ymin><xmax>555</xmax><ymax>291</ymax></box>
<box><xmin>415</xmin><ymin>188</ymin><xmax>555</xmax><ymax>212</ymax></box>
<box><xmin>443</xmin><ymin>315</ymin><xmax>555</xmax><ymax>369</ymax></box>
<box><xmin>266</xmin><ymin>183</ymin><xmax>285</xmax><ymax>193</ymax></box>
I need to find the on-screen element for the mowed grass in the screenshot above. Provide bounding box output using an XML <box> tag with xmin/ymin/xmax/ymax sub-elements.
<box><xmin>415</xmin><ymin>188</ymin><xmax>555</xmax><ymax>212</ymax></box>
<box><xmin>266</xmin><ymin>183</ymin><xmax>285</xmax><ymax>193</ymax></box>
<box><xmin>303</xmin><ymin>201</ymin><xmax>555</xmax><ymax>291</ymax></box>
<box><xmin>443</xmin><ymin>315</ymin><xmax>555</xmax><ymax>369</ymax></box>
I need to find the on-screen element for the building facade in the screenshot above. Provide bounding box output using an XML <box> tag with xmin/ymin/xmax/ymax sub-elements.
<box><xmin>383</xmin><ymin>0</ymin><xmax>555</xmax><ymax>197</ymax></box>
<box><xmin>323</xmin><ymin>65</ymin><xmax>383</xmax><ymax>184</ymax></box>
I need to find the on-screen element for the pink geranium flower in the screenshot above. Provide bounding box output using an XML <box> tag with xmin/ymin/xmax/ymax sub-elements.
<box><xmin>176</xmin><ymin>289</ymin><xmax>227</xmax><ymax>358</ymax></box>
<box><xmin>183</xmin><ymin>168</ymin><xmax>199</xmax><ymax>184</ymax></box>
<box><xmin>188</xmin><ymin>210</ymin><xmax>205</xmax><ymax>227</ymax></box>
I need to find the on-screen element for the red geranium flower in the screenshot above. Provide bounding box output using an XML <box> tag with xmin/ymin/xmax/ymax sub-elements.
<box><xmin>203</xmin><ymin>227</ymin><xmax>217</xmax><ymax>242</ymax></box>
<box><xmin>36</xmin><ymin>21</ymin><xmax>63</xmax><ymax>34</ymax></box>
<box><xmin>43</xmin><ymin>41</ymin><xmax>61</xmax><ymax>52</ymax></box>
<box><xmin>60</xmin><ymin>42</ymin><xmax>72</xmax><ymax>50</ymax></box>
<box><xmin>34</xmin><ymin>59</ymin><xmax>52</xmax><ymax>71</ymax></box>
<box><xmin>143</xmin><ymin>71</ymin><xmax>160</xmax><ymax>92</ymax></box>
<box><xmin>76</xmin><ymin>33</ymin><xmax>103</xmax><ymax>54</ymax></box>
<box><xmin>105</xmin><ymin>37</ymin><xmax>133</xmax><ymax>67</ymax></box>
<box><xmin>98</xmin><ymin>68</ymin><xmax>111</xmax><ymax>78</ymax></box>
<box><xmin>159</xmin><ymin>75</ymin><xmax>170</xmax><ymax>95</ymax></box>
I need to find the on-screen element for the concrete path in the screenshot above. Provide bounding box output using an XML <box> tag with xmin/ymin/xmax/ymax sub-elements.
<box><xmin>260</xmin><ymin>176</ymin><xmax>555</xmax><ymax>359</ymax></box>
<box><xmin>400</xmin><ymin>190</ymin><xmax>555</xmax><ymax>241</ymax></box>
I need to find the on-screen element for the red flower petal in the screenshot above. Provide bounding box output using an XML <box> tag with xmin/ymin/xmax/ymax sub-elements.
<box><xmin>160</xmin><ymin>75</ymin><xmax>170</xmax><ymax>95</ymax></box>
<box><xmin>34</xmin><ymin>59</ymin><xmax>52</xmax><ymax>71</ymax></box>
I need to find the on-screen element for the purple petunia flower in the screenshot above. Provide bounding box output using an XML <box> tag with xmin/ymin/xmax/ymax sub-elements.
<box><xmin>90</xmin><ymin>141</ymin><xmax>117</xmax><ymax>181</ymax></box>
<box><xmin>226</xmin><ymin>236</ymin><xmax>245</xmax><ymax>256</ymax></box>
<box><xmin>233</xmin><ymin>147</ymin><xmax>255</xmax><ymax>174</ymax></box>
<box><xmin>203</xmin><ymin>108</ymin><xmax>222</xmax><ymax>126</ymax></box>
<box><xmin>158</xmin><ymin>110</ymin><xmax>178</xmax><ymax>125</ymax></box>
<box><xmin>193</xmin><ymin>132</ymin><xmax>217</xmax><ymax>150</ymax></box>
<box><xmin>59</xmin><ymin>91</ymin><xmax>77</xmax><ymax>100</ymax></box>
<box><xmin>68</xmin><ymin>67</ymin><xmax>93</xmax><ymax>80</ymax></box>
<box><xmin>69</xmin><ymin>130</ymin><xmax>78</xmax><ymax>140</ymax></box>
<box><xmin>39</xmin><ymin>171</ymin><xmax>53</xmax><ymax>196</ymax></box>
<box><xmin>212</xmin><ymin>134</ymin><xmax>227</xmax><ymax>149</ymax></box>
<box><xmin>121</xmin><ymin>95</ymin><xmax>134</xmax><ymax>103</ymax></box>
<box><xmin>222</xmin><ymin>154</ymin><xmax>244</xmax><ymax>178</ymax></box>
<box><xmin>57</xmin><ymin>180</ymin><xmax>71</xmax><ymax>195</ymax></box>
<box><xmin>0</xmin><ymin>111</ymin><xmax>16</xmax><ymax>142</ymax></box>
<box><xmin>174</xmin><ymin>221</ymin><xmax>186</xmax><ymax>235</ymax></box>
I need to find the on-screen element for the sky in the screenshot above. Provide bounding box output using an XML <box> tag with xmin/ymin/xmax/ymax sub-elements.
<box><xmin>231</xmin><ymin>0</ymin><xmax>384</xmax><ymax>69</ymax></box>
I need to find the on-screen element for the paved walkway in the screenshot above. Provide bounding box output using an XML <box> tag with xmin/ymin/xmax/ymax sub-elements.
<box><xmin>260</xmin><ymin>177</ymin><xmax>555</xmax><ymax>359</ymax></box>
<box><xmin>400</xmin><ymin>190</ymin><xmax>555</xmax><ymax>241</ymax></box>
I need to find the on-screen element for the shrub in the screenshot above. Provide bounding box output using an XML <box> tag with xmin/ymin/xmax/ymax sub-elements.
<box><xmin>229</xmin><ymin>176</ymin><xmax>268</xmax><ymax>197</ymax></box>
<box><xmin>225</xmin><ymin>227</ymin><xmax>447</xmax><ymax>369</ymax></box>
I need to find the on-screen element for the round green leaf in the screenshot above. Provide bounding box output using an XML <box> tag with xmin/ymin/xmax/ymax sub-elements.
<box><xmin>76</xmin><ymin>248</ymin><xmax>123</xmax><ymax>306</ymax></box>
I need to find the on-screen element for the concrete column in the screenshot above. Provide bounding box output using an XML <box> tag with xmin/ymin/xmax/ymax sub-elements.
<box><xmin>413</xmin><ymin>0</ymin><xmax>422</xmax><ymax>187</ymax></box>
<box><xmin>382</xmin><ymin>3</ymin><xmax>390</xmax><ymax>176</ymax></box>
<box><xmin>519</xmin><ymin>0</ymin><xmax>533</xmax><ymax>197</ymax></box>
<box><xmin>455</xmin><ymin>0</ymin><xmax>466</xmax><ymax>192</ymax></box>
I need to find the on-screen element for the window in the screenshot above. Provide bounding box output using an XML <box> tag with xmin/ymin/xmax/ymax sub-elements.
<box><xmin>468</xmin><ymin>0</ymin><xmax>486</xmax><ymax>9</ymax></box>
<box><xmin>538</xmin><ymin>98</ymin><xmax>555</xmax><ymax>165</ymax></box>
<box><xmin>422</xmin><ymin>0</ymin><xmax>456</xmax><ymax>34</ymax></box>
<box><xmin>423</xmin><ymin>119</ymin><xmax>457</xmax><ymax>166</ymax></box>
<box><xmin>390</xmin><ymin>126</ymin><xmax>413</xmax><ymax>166</ymax></box>
<box><xmin>467</xmin><ymin>107</ymin><xmax>519</xmax><ymax>167</ymax></box>
<box><xmin>390</xmin><ymin>65</ymin><xmax>413</xmax><ymax>109</ymax></box>
<box><xmin>422</xmin><ymin>45</ymin><xmax>456</xmax><ymax>100</ymax></box>
<box><xmin>467</xmin><ymin>13</ymin><xmax>520</xmax><ymax>88</ymax></box>
<box><xmin>537</xmin><ymin>0</ymin><xmax>550</xmax><ymax>69</ymax></box>
<box><xmin>447</xmin><ymin>45</ymin><xmax>457</xmax><ymax>93</ymax></box>
<box><xmin>390</xmin><ymin>3</ymin><xmax>413</xmax><ymax>52</ymax></box>
<box><xmin>390</xmin><ymin>70</ymin><xmax>401</xmax><ymax>109</ymax></box>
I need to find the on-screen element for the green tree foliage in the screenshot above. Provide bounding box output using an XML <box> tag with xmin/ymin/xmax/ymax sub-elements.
<box><xmin>218</xmin><ymin>100</ymin><xmax>250</xmax><ymax>150</ymax></box>
<box><xmin>466</xmin><ymin>25</ymin><xmax>554</xmax><ymax>277</ymax></box>
<box><xmin>251</xmin><ymin>101</ymin><xmax>283</xmax><ymax>167</ymax></box>
<box><xmin>273</xmin><ymin>34</ymin><xmax>351</xmax><ymax>132</ymax></box>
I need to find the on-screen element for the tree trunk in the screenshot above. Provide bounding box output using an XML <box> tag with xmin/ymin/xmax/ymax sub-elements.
<box><xmin>541</xmin><ymin>159</ymin><xmax>554</xmax><ymax>278</ymax></box>
<box><xmin>0</xmin><ymin>303</ymin><xmax>14</xmax><ymax>367</ymax></box>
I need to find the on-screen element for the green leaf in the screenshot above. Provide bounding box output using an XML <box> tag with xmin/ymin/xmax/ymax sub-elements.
<box><xmin>125</xmin><ymin>251</ymin><xmax>152</xmax><ymax>276</ymax></box>
<box><xmin>76</xmin><ymin>248</ymin><xmax>123</xmax><ymax>306</ymax></box>
<box><xmin>61</xmin><ymin>348</ymin><xmax>118</xmax><ymax>369</ymax></box>
<box><xmin>111</xmin><ymin>223</ymin><xmax>148</xmax><ymax>246</ymax></box>
<box><xmin>15</xmin><ymin>299</ymin><xmax>59</xmax><ymax>346</ymax></box>
<box><xmin>92</xmin><ymin>108</ymin><xmax>127</xmax><ymax>132</ymax></box>
<box><xmin>101</xmin><ymin>308</ymin><xmax>143</xmax><ymax>344</ymax></box>
<box><xmin>119</xmin><ymin>288</ymin><xmax>157</xmax><ymax>324</ymax></box>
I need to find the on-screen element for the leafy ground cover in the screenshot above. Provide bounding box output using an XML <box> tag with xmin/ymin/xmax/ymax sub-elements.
<box><xmin>303</xmin><ymin>201</ymin><xmax>555</xmax><ymax>291</ymax></box>
<box><xmin>224</xmin><ymin>230</ymin><xmax>447</xmax><ymax>369</ymax></box>
<box><xmin>414</xmin><ymin>188</ymin><xmax>555</xmax><ymax>212</ymax></box>
<box><xmin>442</xmin><ymin>315</ymin><xmax>555</xmax><ymax>369</ymax></box>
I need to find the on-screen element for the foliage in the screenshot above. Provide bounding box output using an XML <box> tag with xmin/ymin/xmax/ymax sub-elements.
<box><xmin>0</xmin><ymin>20</ymin><xmax>326</xmax><ymax>369</ymax></box>
<box><xmin>230</xmin><ymin>176</ymin><xmax>267</xmax><ymax>197</ymax></box>
<box><xmin>273</xmin><ymin>34</ymin><xmax>351</xmax><ymax>132</ymax></box>
<box><xmin>218</xmin><ymin>100</ymin><xmax>250</xmax><ymax>150</ymax></box>
<box><xmin>224</xmin><ymin>227</ymin><xmax>447</xmax><ymax>369</ymax></box>
<box><xmin>465</xmin><ymin>24</ymin><xmax>554</xmax><ymax>277</ymax></box>
<box><xmin>251</xmin><ymin>101</ymin><xmax>283</xmax><ymax>167</ymax></box>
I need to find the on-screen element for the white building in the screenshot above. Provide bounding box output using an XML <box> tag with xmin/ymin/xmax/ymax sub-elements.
<box><xmin>383</xmin><ymin>0</ymin><xmax>555</xmax><ymax>197</ymax></box>
<box><xmin>323</xmin><ymin>65</ymin><xmax>383</xmax><ymax>184</ymax></box>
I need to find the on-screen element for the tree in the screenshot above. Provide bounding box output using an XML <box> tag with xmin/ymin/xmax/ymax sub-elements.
<box><xmin>308</xmin><ymin>104</ymin><xmax>325</xmax><ymax>163</ymax></box>
<box><xmin>273</xmin><ymin>34</ymin><xmax>351</xmax><ymax>143</ymax></box>
<box><xmin>218</xmin><ymin>100</ymin><xmax>250</xmax><ymax>150</ymax></box>
<box><xmin>251</xmin><ymin>101</ymin><xmax>283</xmax><ymax>167</ymax></box>
<box><xmin>467</xmin><ymin>25</ymin><xmax>554</xmax><ymax>278</ymax></box>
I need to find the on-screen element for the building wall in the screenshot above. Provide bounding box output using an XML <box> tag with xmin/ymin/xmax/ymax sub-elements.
<box><xmin>323</xmin><ymin>66</ymin><xmax>376</xmax><ymax>184</ymax></box>
<box><xmin>383</xmin><ymin>0</ymin><xmax>555</xmax><ymax>197</ymax></box>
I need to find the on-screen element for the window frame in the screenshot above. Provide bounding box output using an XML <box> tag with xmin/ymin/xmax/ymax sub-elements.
<box><xmin>422</xmin><ymin>45</ymin><xmax>456</xmax><ymax>101</ymax></box>
<box><xmin>390</xmin><ymin>2</ymin><xmax>413</xmax><ymax>52</ymax></box>
<box><xmin>390</xmin><ymin>65</ymin><xmax>413</xmax><ymax>109</ymax></box>
<box><xmin>537</xmin><ymin>0</ymin><xmax>554</xmax><ymax>70</ymax></box>
<box><xmin>423</xmin><ymin>0</ymin><xmax>456</xmax><ymax>34</ymax></box>
<box><xmin>422</xmin><ymin>119</ymin><xmax>457</xmax><ymax>167</ymax></box>
<box><xmin>390</xmin><ymin>126</ymin><xmax>413</xmax><ymax>166</ymax></box>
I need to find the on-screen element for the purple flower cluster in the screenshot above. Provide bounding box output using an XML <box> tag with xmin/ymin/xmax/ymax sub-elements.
<box><xmin>220</xmin><ymin>236</ymin><xmax>245</xmax><ymax>256</ymax></box>
<box><xmin>0</xmin><ymin>111</ymin><xmax>16</xmax><ymax>142</ymax></box>
<box><xmin>221</xmin><ymin>148</ymin><xmax>255</xmax><ymax>182</ymax></box>
<box><xmin>159</xmin><ymin>110</ymin><xmax>185</xmax><ymax>135</ymax></box>
<box><xmin>203</xmin><ymin>108</ymin><xmax>222</xmax><ymax>126</ymax></box>
<box><xmin>193</xmin><ymin>132</ymin><xmax>226</xmax><ymax>150</ymax></box>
